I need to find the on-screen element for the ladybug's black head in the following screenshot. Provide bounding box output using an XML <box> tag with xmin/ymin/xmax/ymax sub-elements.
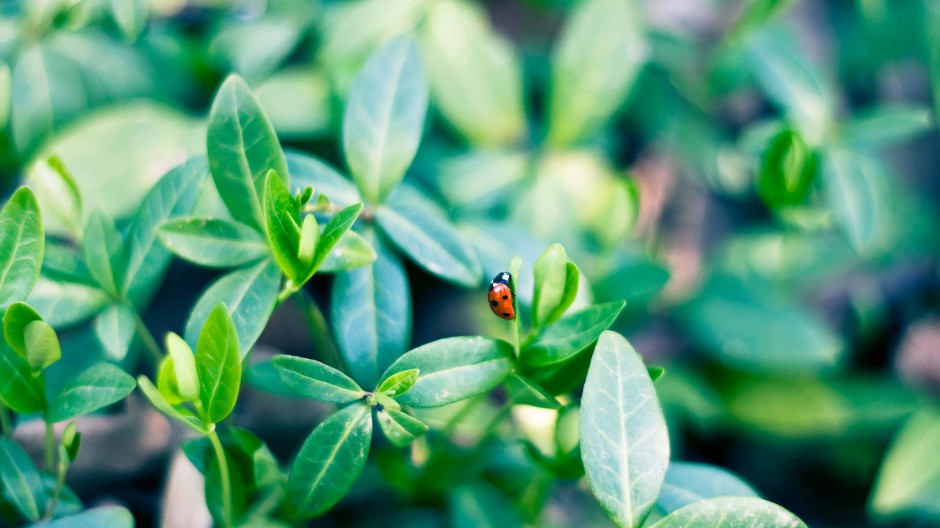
<box><xmin>491</xmin><ymin>271</ymin><xmax>511</xmax><ymax>285</ymax></box>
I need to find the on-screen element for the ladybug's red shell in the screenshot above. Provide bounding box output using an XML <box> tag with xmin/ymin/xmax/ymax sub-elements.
<box><xmin>488</xmin><ymin>272</ymin><xmax>515</xmax><ymax>320</ymax></box>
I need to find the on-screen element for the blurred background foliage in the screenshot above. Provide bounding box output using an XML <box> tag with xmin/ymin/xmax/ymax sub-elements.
<box><xmin>0</xmin><ymin>0</ymin><xmax>939</xmax><ymax>526</ymax></box>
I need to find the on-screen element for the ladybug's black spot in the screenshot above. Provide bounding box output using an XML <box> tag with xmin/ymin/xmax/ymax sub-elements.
<box><xmin>502</xmin><ymin>295</ymin><xmax>508</xmax><ymax>300</ymax></box>
<box><xmin>502</xmin><ymin>312</ymin><xmax>511</xmax><ymax>318</ymax></box>
<box><xmin>490</xmin><ymin>300</ymin><xmax>498</xmax><ymax>307</ymax></box>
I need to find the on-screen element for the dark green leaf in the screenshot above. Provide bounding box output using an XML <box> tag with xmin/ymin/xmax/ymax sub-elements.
<box><xmin>0</xmin><ymin>437</ymin><xmax>45</xmax><ymax>522</ymax></box>
<box><xmin>379</xmin><ymin>337</ymin><xmax>513</xmax><ymax>408</ymax></box>
<box><xmin>648</xmin><ymin>497</ymin><xmax>806</xmax><ymax>528</ymax></box>
<box><xmin>547</xmin><ymin>0</ymin><xmax>646</xmax><ymax>146</ymax></box>
<box><xmin>757</xmin><ymin>129</ymin><xmax>816</xmax><ymax>209</ymax></box>
<box><xmin>522</xmin><ymin>301</ymin><xmax>625</xmax><ymax>367</ymax></box>
<box><xmin>185</xmin><ymin>259</ymin><xmax>280</xmax><ymax>358</ymax></box>
<box><xmin>580</xmin><ymin>331</ymin><xmax>669</xmax><ymax>528</ymax></box>
<box><xmin>0</xmin><ymin>187</ymin><xmax>44</xmax><ymax>311</ymax></box>
<box><xmin>287</xmin><ymin>403</ymin><xmax>372</xmax><ymax>518</ymax></box>
<box><xmin>342</xmin><ymin>35</ymin><xmax>428</xmax><ymax>203</ymax></box>
<box><xmin>158</xmin><ymin>217</ymin><xmax>268</xmax><ymax>268</ymax></box>
<box><xmin>272</xmin><ymin>355</ymin><xmax>364</xmax><ymax>404</ymax></box>
<box><xmin>40</xmin><ymin>506</ymin><xmax>135</xmax><ymax>528</ymax></box>
<box><xmin>207</xmin><ymin>75</ymin><xmax>289</xmax><ymax>228</ymax></box>
<box><xmin>647</xmin><ymin>366</ymin><xmax>665</xmax><ymax>382</ymax></box>
<box><xmin>81</xmin><ymin>211</ymin><xmax>126</xmax><ymax>298</ymax></box>
<box><xmin>123</xmin><ymin>158</ymin><xmax>208</xmax><ymax>305</ymax></box>
<box><xmin>377</xmin><ymin>186</ymin><xmax>482</xmax><ymax>287</ymax></box>
<box><xmin>657</xmin><ymin>462</ymin><xmax>759</xmax><ymax>516</ymax></box>
<box><xmin>377</xmin><ymin>407</ymin><xmax>428</xmax><ymax>447</ymax></box>
<box><xmin>332</xmin><ymin>230</ymin><xmax>410</xmax><ymax>387</ymax></box>
<box><xmin>47</xmin><ymin>363</ymin><xmax>136</xmax><ymax>422</ymax></box>
<box><xmin>196</xmin><ymin>304</ymin><xmax>242</xmax><ymax>424</ymax></box>
<box><xmin>376</xmin><ymin>368</ymin><xmax>418</xmax><ymax>396</ymax></box>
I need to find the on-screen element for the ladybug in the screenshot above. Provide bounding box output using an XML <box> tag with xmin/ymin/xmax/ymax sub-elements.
<box><xmin>488</xmin><ymin>271</ymin><xmax>515</xmax><ymax>320</ymax></box>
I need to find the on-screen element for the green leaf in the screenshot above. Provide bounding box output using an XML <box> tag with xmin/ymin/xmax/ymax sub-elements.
<box><xmin>29</xmin><ymin>155</ymin><xmax>83</xmax><ymax>240</ymax></box>
<box><xmin>648</xmin><ymin>497</ymin><xmax>806</xmax><ymax>528</ymax></box>
<box><xmin>185</xmin><ymin>259</ymin><xmax>281</xmax><ymax>358</ymax></box>
<box><xmin>137</xmin><ymin>376</ymin><xmax>209</xmax><ymax>433</ymax></box>
<box><xmin>287</xmin><ymin>151</ymin><xmax>362</xmax><ymax>208</ymax></box>
<box><xmin>522</xmin><ymin>301</ymin><xmax>625</xmax><ymax>367</ymax></box>
<box><xmin>3</xmin><ymin>302</ymin><xmax>43</xmax><ymax>357</ymax></box>
<box><xmin>40</xmin><ymin>241</ymin><xmax>92</xmax><ymax>285</ymax></box>
<box><xmin>376</xmin><ymin>368</ymin><xmax>418</xmax><ymax>396</ymax></box>
<box><xmin>839</xmin><ymin>105</ymin><xmax>932</xmax><ymax>148</ymax></box>
<box><xmin>207</xmin><ymin>75</ymin><xmax>289</xmax><ymax>229</ymax></box>
<box><xmin>0</xmin><ymin>61</ymin><xmax>10</xmax><ymax>129</ymax></box>
<box><xmin>503</xmin><ymin>373</ymin><xmax>561</xmax><ymax>409</ymax></box>
<box><xmin>822</xmin><ymin>149</ymin><xmax>883</xmax><ymax>252</ymax></box>
<box><xmin>272</xmin><ymin>355</ymin><xmax>364</xmax><ymax>404</ymax></box>
<box><xmin>376</xmin><ymin>407</ymin><xmax>428</xmax><ymax>447</ymax></box>
<box><xmin>263</xmin><ymin>169</ymin><xmax>305</xmax><ymax>281</ymax></box>
<box><xmin>157</xmin><ymin>356</ymin><xmax>186</xmax><ymax>405</ymax></box>
<box><xmin>332</xmin><ymin>230</ymin><xmax>410</xmax><ymax>388</ymax></box>
<box><xmin>379</xmin><ymin>337</ymin><xmax>513</xmax><ymax>408</ymax></box>
<box><xmin>23</xmin><ymin>320</ymin><xmax>60</xmax><ymax>371</ymax></box>
<box><xmin>376</xmin><ymin>186</ymin><xmax>482</xmax><ymax>287</ymax></box>
<box><xmin>158</xmin><ymin>217</ymin><xmax>268</xmax><ymax>268</ymax></box>
<box><xmin>580</xmin><ymin>331</ymin><xmax>669</xmax><ymax>528</ymax></box>
<box><xmin>166</xmin><ymin>332</ymin><xmax>199</xmax><ymax>401</ymax></box>
<box><xmin>110</xmin><ymin>0</ymin><xmax>149</xmax><ymax>41</ymax></box>
<box><xmin>309</xmin><ymin>203</ymin><xmax>363</xmax><ymax>278</ymax></box>
<box><xmin>123</xmin><ymin>158</ymin><xmax>208</xmax><ymax>306</ymax></box>
<box><xmin>0</xmin><ymin>187</ymin><xmax>44</xmax><ymax>311</ymax></box>
<box><xmin>869</xmin><ymin>407</ymin><xmax>940</xmax><ymax>521</ymax></box>
<box><xmin>0</xmin><ymin>341</ymin><xmax>45</xmax><ymax>413</ymax></box>
<box><xmin>25</xmin><ymin>278</ymin><xmax>110</xmax><ymax>329</ymax></box>
<box><xmin>93</xmin><ymin>303</ymin><xmax>136</xmax><ymax>361</ymax></box>
<box><xmin>47</xmin><ymin>363</ymin><xmax>136</xmax><ymax>422</ymax></box>
<box><xmin>647</xmin><ymin>366</ymin><xmax>665</xmax><ymax>382</ymax></box>
<box><xmin>298</xmin><ymin>215</ymin><xmax>319</xmax><ymax>267</ymax></box>
<box><xmin>532</xmin><ymin>243</ymin><xmax>568</xmax><ymax>328</ymax></box>
<box><xmin>39</xmin><ymin>506</ymin><xmax>135</xmax><ymax>528</ymax></box>
<box><xmin>450</xmin><ymin>482</ymin><xmax>526</xmax><ymax>528</ymax></box>
<box><xmin>81</xmin><ymin>211</ymin><xmax>126</xmax><ymax>298</ymax></box>
<box><xmin>547</xmin><ymin>0</ymin><xmax>646</xmax><ymax>146</ymax></box>
<box><xmin>421</xmin><ymin>0</ymin><xmax>525</xmax><ymax>146</ymax></box>
<box><xmin>0</xmin><ymin>437</ymin><xmax>45</xmax><ymax>522</ymax></box>
<box><xmin>286</xmin><ymin>403</ymin><xmax>372</xmax><ymax>518</ymax></box>
<box><xmin>680</xmin><ymin>275</ymin><xmax>842</xmax><ymax>374</ymax></box>
<box><xmin>657</xmin><ymin>462</ymin><xmax>759</xmax><ymax>516</ymax></box>
<box><xmin>196</xmin><ymin>304</ymin><xmax>242</xmax><ymax>424</ymax></box>
<box><xmin>757</xmin><ymin>129</ymin><xmax>817</xmax><ymax>209</ymax></box>
<box><xmin>342</xmin><ymin>35</ymin><xmax>428</xmax><ymax>204</ymax></box>
<box><xmin>318</xmin><ymin>229</ymin><xmax>377</xmax><ymax>273</ymax></box>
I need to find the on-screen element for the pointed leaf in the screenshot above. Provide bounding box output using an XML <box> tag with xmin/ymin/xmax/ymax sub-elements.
<box><xmin>377</xmin><ymin>407</ymin><xmax>427</xmax><ymax>447</ymax></box>
<box><xmin>343</xmin><ymin>35</ymin><xmax>428</xmax><ymax>203</ymax></box>
<box><xmin>196</xmin><ymin>304</ymin><xmax>242</xmax><ymax>423</ymax></box>
<box><xmin>0</xmin><ymin>187</ymin><xmax>44</xmax><ymax>310</ymax></box>
<box><xmin>166</xmin><ymin>332</ymin><xmax>199</xmax><ymax>401</ymax></box>
<box><xmin>93</xmin><ymin>303</ymin><xmax>137</xmax><ymax>361</ymax></box>
<box><xmin>136</xmin><ymin>376</ymin><xmax>210</xmax><ymax>433</ymax></box>
<box><xmin>263</xmin><ymin>169</ymin><xmax>305</xmax><ymax>281</ymax></box>
<box><xmin>504</xmin><ymin>373</ymin><xmax>561</xmax><ymax>409</ymax></box>
<box><xmin>309</xmin><ymin>203</ymin><xmax>363</xmax><ymax>277</ymax></box>
<box><xmin>81</xmin><ymin>211</ymin><xmax>126</xmax><ymax>297</ymax></box>
<box><xmin>532</xmin><ymin>243</ymin><xmax>568</xmax><ymax>328</ymax></box>
<box><xmin>0</xmin><ymin>341</ymin><xmax>45</xmax><ymax>413</ymax></box>
<box><xmin>25</xmin><ymin>278</ymin><xmax>110</xmax><ymax>329</ymax></box>
<box><xmin>376</xmin><ymin>368</ymin><xmax>418</xmax><ymax>396</ymax></box>
<box><xmin>318</xmin><ymin>229</ymin><xmax>377</xmax><ymax>273</ymax></box>
<box><xmin>287</xmin><ymin>403</ymin><xmax>372</xmax><ymax>518</ymax></box>
<box><xmin>0</xmin><ymin>437</ymin><xmax>45</xmax><ymax>521</ymax></box>
<box><xmin>47</xmin><ymin>363</ymin><xmax>136</xmax><ymax>422</ymax></box>
<box><xmin>522</xmin><ymin>301</ymin><xmax>625</xmax><ymax>367</ymax></box>
<box><xmin>158</xmin><ymin>217</ymin><xmax>268</xmax><ymax>268</ymax></box>
<box><xmin>379</xmin><ymin>337</ymin><xmax>513</xmax><ymax>408</ymax></box>
<box><xmin>657</xmin><ymin>462</ymin><xmax>759</xmax><ymax>516</ymax></box>
<box><xmin>580</xmin><ymin>331</ymin><xmax>669</xmax><ymax>528</ymax></box>
<box><xmin>648</xmin><ymin>497</ymin><xmax>806</xmax><ymax>528</ymax></box>
<box><xmin>207</xmin><ymin>75</ymin><xmax>289</xmax><ymax>228</ymax></box>
<box><xmin>870</xmin><ymin>407</ymin><xmax>940</xmax><ymax>521</ymax></box>
<box><xmin>272</xmin><ymin>355</ymin><xmax>364</xmax><ymax>404</ymax></box>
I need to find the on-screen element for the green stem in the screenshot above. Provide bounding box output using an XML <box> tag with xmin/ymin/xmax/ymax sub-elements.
<box><xmin>44</xmin><ymin>456</ymin><xmax>67</xmax><ymax>520</ymax></box>
<box><xmin>133</xmin><ymin>310</ymin><xmax>163</xmax><ymax>366</ymax></box>
<box><xmin>208</xmin><ymin>430</ymin><xmax>233</xmax><ymax>528</ymax></box>
<box><xmin>512</xmin><ymin>316</ymin><xmax>521</xmax><ymax>359</ymax></box>
<box><xmin>43</xmin><ymin>419</ymin><xmax>55</xmax><ymax>472</ymax></box>
<box><xmin>276</xmin><ymin>280</ymin><xmax>298</xmax><ymax>304</ymax></box>
<box><xmin>0</xmin><ymin>403</ymin><xmax>12</xmax><ymax>438</ymax></box>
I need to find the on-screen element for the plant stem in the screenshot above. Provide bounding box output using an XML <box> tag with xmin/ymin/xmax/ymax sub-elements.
<box><xmin>44</xmin><ymin>456</ymin><xmax>67</xmax><ymax>520</ymax></box>
<box><xmin>512</xmin><ymin>316</ymin><xmax>521</xmax><ymax>359</ymax></box>
<box><xmin>0</xmin><ymin>404</ymin><xmax>12</xmax><ymax>438</ymax></box>
<box><xmin>43</xmin><ymin>419</ymin><xmax>55</xmax><ymax>472</ymax></box>
<box><xmin>277</xmin><ymin>280</ymin><xmax>298</xmax><ymax>304</ymax></box>
<box><xmin>208</xmin><ymin>430</ymin><xmax>233</xmax><ymax>528</ymax></box>
<box><xmin>133</xmin><ymin>310</ymin><xmax>164</xmax><ymax>366</ymax></box>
